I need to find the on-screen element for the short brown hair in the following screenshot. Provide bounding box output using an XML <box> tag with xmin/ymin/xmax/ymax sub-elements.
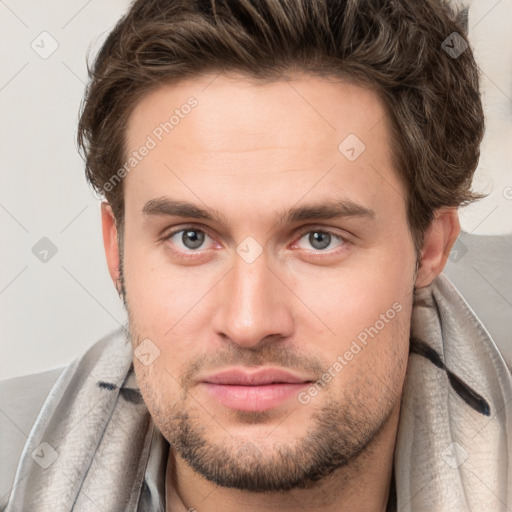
<box><xmin>77</xmin><ymin>0</ymin><xmax>485</xmax><ymax>254</ymax></box>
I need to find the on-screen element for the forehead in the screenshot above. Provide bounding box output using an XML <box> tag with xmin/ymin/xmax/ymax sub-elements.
<box><xmin>123</xmin><ymin>72</ymin><xmax>405</xmax><ymax>225</ymax></box>
<box><xmin>126</xmin><ymin>72</ymin><xmax>391</xmax><ymax>155</ymax></box>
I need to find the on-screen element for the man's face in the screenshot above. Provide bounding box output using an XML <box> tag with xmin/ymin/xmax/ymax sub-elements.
<box><xmin>120</xmin><ymin>73</ymin><xmax>416</xmax><ymax>491</ymax></box>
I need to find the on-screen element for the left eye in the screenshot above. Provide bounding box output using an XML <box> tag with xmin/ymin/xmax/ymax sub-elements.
<box><xmin>295</xmin><ymin>230</ymin><xmax>345</xmax><ymax>251</ymax></box>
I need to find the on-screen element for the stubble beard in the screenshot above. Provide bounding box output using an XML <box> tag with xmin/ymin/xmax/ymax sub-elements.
<box><xmin>132</xmin><ymin>336</ymin><xmax>400</xmax><ymax>493</ymax></box>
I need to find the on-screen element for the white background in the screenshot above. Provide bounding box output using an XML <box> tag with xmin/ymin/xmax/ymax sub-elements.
<box><xmin>1</xmin><ymin>0</ymin><xmax>511</xmax><ymax>379</ymax></box>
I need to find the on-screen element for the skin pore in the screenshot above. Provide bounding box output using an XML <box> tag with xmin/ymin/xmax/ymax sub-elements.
<box><xmin>101</xmin><ymin>73</ymin><xmax>460</xmax><ymax>511</ymax></box>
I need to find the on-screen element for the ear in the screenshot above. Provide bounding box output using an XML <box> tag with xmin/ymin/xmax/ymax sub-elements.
<box><xmin>101</xmin><ymin>202</ymin><xmax>121</xmax><ymax>294</ymax></box>
<box><xmin>415</xmin><ymin>207</ymin><xmax>460</xmax><ymax>288</ymax></box>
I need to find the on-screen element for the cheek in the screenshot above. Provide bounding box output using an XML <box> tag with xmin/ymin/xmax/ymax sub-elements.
<box><xmin>132</xmin><ymin>340</ymin><xmax>183</xmax><ymax>418</ymax></box>
<box><xmin>326</xmin><ymin>298</ymin><xmax>411</xmax><ymax>412</ymax></box>
<box><xmin>133</xmin><ymin>358</ymin><xmax>162</xmax><ymax>417</ymax></box>
<box><xmin>287</xmin><ymin>248</ymin><xmax>414</xmax><ymax>392</ymax></box>
<box><xmin>123</xmin><ymin>242</ymin><xmax>202</xmax><ymax>337</ymax></box>
<box><xmin>289</xmin><ymin>249</ymin><xmax>413</xmax><ymax>340</ymax></box>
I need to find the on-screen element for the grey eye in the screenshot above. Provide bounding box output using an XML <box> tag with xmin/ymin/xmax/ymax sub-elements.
<box><xmin>308</xmin><ymin>231</ymin><xmax>332</xmax><ymax>250</ymax></box>
<box><xmin>295</xmin><ymin>230</ymin><xmax>345</xmax><ymax>252</ymax></box>
<box><xmin>181</xmin><ymin>229</ymin><xmax>205</xmax><ymax>249</ymax></box>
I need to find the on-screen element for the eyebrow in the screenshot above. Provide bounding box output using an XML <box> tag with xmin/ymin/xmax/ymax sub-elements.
<box><xmin>142</xmin><ymin>197</ymin><xmax>376</xmax><ymax>225</ymax></box>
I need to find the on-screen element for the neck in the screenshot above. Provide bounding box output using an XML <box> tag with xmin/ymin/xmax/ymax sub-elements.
<box><xmin>166</xmin><ymin>401</ymin><xmax>400</xmax><ymax>512</ymax></box>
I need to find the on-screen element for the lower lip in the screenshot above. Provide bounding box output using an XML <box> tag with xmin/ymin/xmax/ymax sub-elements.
<box><xmin>202</xmin><ymin>382</ymin><xmax>309</xmax><ymax>411</ymax></box>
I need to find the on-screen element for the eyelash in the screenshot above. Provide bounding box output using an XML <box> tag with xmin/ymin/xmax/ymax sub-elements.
<box><xmin>163</xmin><ymin>225</ymin><xmax>350</xmax><ymax>260</ymax></box>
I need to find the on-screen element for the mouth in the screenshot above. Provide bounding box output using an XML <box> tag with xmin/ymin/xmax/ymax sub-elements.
<box><xmin>200</xmin><ymin>368</ymin><xmax>313</xmax><ymax>412</ymax></box>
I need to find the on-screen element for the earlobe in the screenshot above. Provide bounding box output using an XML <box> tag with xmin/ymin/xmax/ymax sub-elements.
<box><xmin>415</xmin><ymin>208</ymin><xmax>460</xmax><ymax>289</ymax></box>
<box><xmin>100</xmin><ymin>202</ymin><xmax>121</xmax><ymax>293</ymax></box>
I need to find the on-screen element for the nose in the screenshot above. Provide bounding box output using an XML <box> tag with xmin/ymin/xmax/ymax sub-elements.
<box><xmin>211</xmin><ymin>251</ymin><xmax>295</xmax><ymax>349</ymax></box>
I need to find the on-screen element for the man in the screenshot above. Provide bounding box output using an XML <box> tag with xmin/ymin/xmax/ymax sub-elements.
<box><xmin>1</xmin><ymin>0</ymin><xmax>511</xmax><ymax>511</ymax></box>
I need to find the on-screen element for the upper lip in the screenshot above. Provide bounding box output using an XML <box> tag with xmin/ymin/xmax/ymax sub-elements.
<box><xmin>201</xmin><ymin>368</ymin><xmax>312</xmax><ymax>386</ymax></box>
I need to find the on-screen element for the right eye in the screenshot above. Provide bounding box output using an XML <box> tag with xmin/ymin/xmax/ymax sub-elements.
<box><xmin>164</xmin><ymin>227</ymin><xmax>215</xmax><ymax>252</ymax></box>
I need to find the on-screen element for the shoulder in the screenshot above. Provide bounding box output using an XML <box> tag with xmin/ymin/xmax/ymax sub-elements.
<box><xmin>0</xmin><ymin>367</ymin><xmax>65</xmax><ymax>504</ymax></box>
<box><xmin>0</xmin><ymin>328</ymin><xmax>128</xmax><ymax>507</ymax></box>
